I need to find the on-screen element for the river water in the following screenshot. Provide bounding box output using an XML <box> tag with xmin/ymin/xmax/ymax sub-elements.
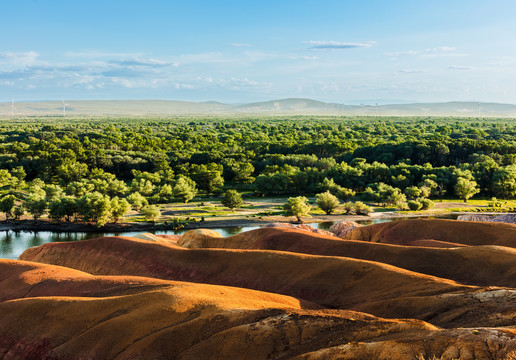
<box><xmin>0</xmin><ymin>215</ymin><xmax>458</xmax><ymax>260</ymax></box>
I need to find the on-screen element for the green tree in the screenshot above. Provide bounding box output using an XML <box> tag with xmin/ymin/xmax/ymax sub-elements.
<box><xmin>454</xmin><ymin>177</ymin><xmax>480</xmax><ymax>203</ymax></box>
<box><xmin>0</xmin><ymin>195</ymin><xmax>16</xmax><ymax>220</ymax></box>
<box><xmin>141</xmin><ymin>205</ymin><xmax>161</xmax><ymax>223</ymax></box>
<box><xmin>419</xmin><ymin>198</ymin><xmax>435</xmax><ymax>210</ymax></box>
<box><xmin>130</xmin><ymin>178</ymin><xmax>155</xmax><ymax>196</ymax></box>
<box><xmin>315</xmin><ymin>191</ymin><xmax>340</xmax><ymax>214</ymax></box>
<box><xmin>126</xmin><ymin>192</ymin><xmax>148</xmax><ymax>210</ymax></box>
<box><xmin>66</xmin><ymin>181</ymin><xmax>95</xmax><ymax>197</ymax></box>
<box><xmin>110</xmin><ymin>197</ymin><xmax>131</xmax><ymax>223</ymax></box>
<box><xmin>49</xmin><ymin>196</ymin><xmax>78</xmax><ymax>222</ymax></box>
<box><xmin>404</xmin><ymin>186</ymin><xmax>421</xmax><ymax>200</ymax></box>
<box><xmin>0</xmin><ymin>170</ymin><xmax>14</xmax><ymax>188</ymax></box>
<box><xmin>173</xmin><ymin>176</ymin><xmax>197</xmax><ymax>203</ymax></box>
<box><xmin>13</xmin><ymin>205</ymin><xmax>24</xmax><ymax>220</ymax></box>
<box><xmin>492</xmin><ymin>166</ymin><xmax>516</xmax><ymax>199</ymax></box>
<box><xmin>354</xmin><ymin>201</ymin><xmax>373</xmax><ymax>215</ymax></box>
<box><xmin>44</xmin><ymin>184</ymin><xmax>63</xmax><ymax>201</ymax></box>
<box><xmin>77</xmin><ymin>192</ymin><xmax>112</xmax><ymax>227</ymax></box>
<box><xmin>221</xmin><ymin>189</ymin><xmax>244</xmax><ymax>210</ymax></box>
<box><xmin>155</xmin><ymin>184</ymin><xmax>174</xmax><ymax>203</ymax></box>
<box><xmin>342</xmin><ymin>201</ymin><xmax>354</xmax><ymax>214</ymax></box>
<box><xmin>284</xmin><ymin>196</ymin><xmax>311</xmax><ymax>223</ymax></box>
<box><xmin>24</xmin><ymin>194</ymin><xmax>47</xmax><ymax>220</ymax></box>
<box><xmin>407</xmin><ymin>200</ymin><xmax>422</xmax><ymax>211</ymax></box>
<box><xmin>318</xmin><ymin>178</ymin><xmax>355</xmax><ymax>200</ymax></box>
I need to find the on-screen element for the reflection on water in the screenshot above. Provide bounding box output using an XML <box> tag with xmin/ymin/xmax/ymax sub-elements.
<box><xmin>0</xmin><ymin>214</ymin><xmax>458</xmax><ymax>260</ymax></box>
<box><xmin>317</xmin><ymin>221</ymin><xmax>334</xmax><ymax>231</ymax></box>
<box><xmin>1</xmin><ymin>232</ymin><xmax>13</xmax><ymax>256</ymax></box>
<box><xmin>28</xmin><ymin>233</ymin><xmax>43</xmax><ymax>248</ymax></box>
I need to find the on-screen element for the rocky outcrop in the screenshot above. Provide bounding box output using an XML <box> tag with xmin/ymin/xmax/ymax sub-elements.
<box><xmin>343</xmin><ymin>218</ymin><xmax>516</xmax><ymax>247</ymax></box>
<box><xmin>458</xmin><ymin>213</ymin><xmax>516</xmax><ymax>224</ymax></box>
<box><xmin>328</xmin><ymin>220</ymin><xmax>362</xmax><ymax>237</ymax></box>
<box><xmin>261</xmin><ymin>222</ymin><xmax>336</xmax><ymax>237</ymax></box>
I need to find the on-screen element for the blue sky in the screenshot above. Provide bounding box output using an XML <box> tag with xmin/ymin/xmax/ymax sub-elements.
<box><xmin>1</xmin><ymin>0</ymin><xmax>516</xmax><ymax>103</ymax></box>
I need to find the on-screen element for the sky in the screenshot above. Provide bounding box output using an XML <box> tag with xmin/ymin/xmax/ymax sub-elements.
<box><xmin>1</xmin><ymin>0</ymin><xmax>516</xmax><ymax>104</ymax></box>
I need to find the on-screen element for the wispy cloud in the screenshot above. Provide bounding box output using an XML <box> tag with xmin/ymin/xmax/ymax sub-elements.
<box><xmin>230</xmin><ymin>43</ymin><xmax>251</xmax><ymax>47</ymax></box>
<box><xmin>303</xmin><ymin>41</ymin><xmax>375</xmax><ymax>50</ymax></box>
<box><xmin>108</xmin><ymin>58</ymin><xmax>172</xmax><ymax>67</ymax></box>
<box><xmin>386</xmin><ymin>47</ymin><xmax>466</xmax><ymax>59</ymax></box>
<box><xmin>398</xmin><ymin>69</ymin><xmax>427</xmax><ymax>74</ymax></box>
<box><xmin>0</xmin><ymin>51</ymin><xmax>39</xmax><ymax>66</ymax></box>
<box><xmin>64</xmin><ymin>51</ymin><xmax>142</xmax><ymax>59</ymax></box>
<box><xmin>449</xmin><ymin>65</ymin><xmax>475</xmax><ymax>70</ymax></box>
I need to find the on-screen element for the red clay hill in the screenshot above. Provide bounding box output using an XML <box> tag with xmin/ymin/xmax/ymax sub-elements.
<box><xmin>1</xmin><ymin>218</ymin><xmax>515</xmax><ymax>359</ymax></box>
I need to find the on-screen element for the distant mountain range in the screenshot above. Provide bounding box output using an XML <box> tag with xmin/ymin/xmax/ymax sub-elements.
<box><xmin>1</xmin><ymin>98</ymin><xmax>516</xmax><ymax>117</ymax></box>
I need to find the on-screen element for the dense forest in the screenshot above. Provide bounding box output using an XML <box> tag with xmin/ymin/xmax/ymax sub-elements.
<box><xmin>0</xmin><ymin>116</ymin><xmax>515</xmax><ymax>224</ymax></box>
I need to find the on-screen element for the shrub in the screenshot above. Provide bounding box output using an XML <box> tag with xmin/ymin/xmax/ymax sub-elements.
<box><xmin>315</xmin><ymin>191</ymin><xmax>339</xmax><ymax>214</ymax></box>
<box><xmin>419</xmin><ymin>198</ymin><xmax>435</xmax><ymax>210</ymax></box>
<box><xmin>354</xmin><ymin>201</ymin><xmax>373</xmax><ymax>215</ymax></box>
<box><xmin>342</xmin><ymin>201</ymin><xmax>355</xmax><ymax>214</ymax></box>
<box><xmin>141</xmin><ymin>205</ymin><xmax>161</xmax><ymax>223</ymax></box>
<box><xmin>407</xmin><ymin>200</ymin><xmax>422</xmax><ymax>211</ymax></box>
<box><xmin>221</xmin><ymin>189</ymin><xmax>243</xmax><ymax>210</ymax></box>
<box><xmin>127</xmin><ymin>192</ymin><xmax>148</xmax><ymax>210</ymax></box>
<box><xmin>284</xmin><ymin>196</ymin><xmax>311</xmax><ymax>222</ymax></box>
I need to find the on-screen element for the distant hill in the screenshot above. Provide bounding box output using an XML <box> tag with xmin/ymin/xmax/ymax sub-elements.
<box><xmin>1</xmin><ymin>98</ymin><xmax>516</xmax><ymax>117</ymax></box>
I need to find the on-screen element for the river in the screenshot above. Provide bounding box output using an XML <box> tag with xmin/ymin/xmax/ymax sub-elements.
<box><xmin>0</xmin><ymin>215</ymin><xmax>458</xmax><ymax>260</ymax></box>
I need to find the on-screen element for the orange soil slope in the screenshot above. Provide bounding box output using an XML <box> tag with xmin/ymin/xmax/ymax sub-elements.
<box><xmin>343</xmin><ymin>218</ymin><xmax>516</xmax><ymax>247</ymax></box>
<box><xmin>178</xmin><ymin>227</ymin><xmax>516</xmax><ymax>287</ymax></box>
<box><xmin>2</xmin><ymin>259</ymin><xmax>516</xmax><ymax>360</ymax></box>
<box><xmin>19</xmin><ymin>235</ymin><xmax>516</xmax><ymax>328</ymax></box>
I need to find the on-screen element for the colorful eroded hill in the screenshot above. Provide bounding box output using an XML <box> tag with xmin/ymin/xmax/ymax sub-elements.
<box><xmin>1</xmin><ymin>219</ymin><xmax>516</xmax><ymax>359</ymax></box>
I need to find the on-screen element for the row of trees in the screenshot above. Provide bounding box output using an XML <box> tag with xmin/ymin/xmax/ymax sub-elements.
<box><xmin>0</xmin><ymin>191</ymin><xmax>163</xmax><ymax>227</ymax></box>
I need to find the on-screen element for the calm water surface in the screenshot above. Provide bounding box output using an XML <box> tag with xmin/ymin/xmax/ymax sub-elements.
<box><xmin>0</xmin><ymin>215</ymin><xmax>458</xmax><ymax>260</ymax></box>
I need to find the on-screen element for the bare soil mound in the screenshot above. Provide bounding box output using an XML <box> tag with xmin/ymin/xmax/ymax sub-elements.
<box><xmin>343</xmin><ymin>218</ymin><xmax>516</xmax><ymax>247</ymax></box>
<box><xmin>19</xmin><ymin>235</ymin><xmax>516</xmax><ymax>329</ymax></box>
<box><xmin>2</xmin><ymin>259</ymin><xmax>516</xmax><ymax>360</ymax></box>
<box><xmin>177</xmin><ymin>227</ymin><xmax>516</xmax><ymax>287</ymax></box>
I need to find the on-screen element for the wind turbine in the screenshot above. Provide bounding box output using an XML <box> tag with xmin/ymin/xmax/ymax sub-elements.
<box><xmin>10</xmin><ymin>97</ymin><xmax>16</xmax><ymax>116</ymax></box>
<box><xmin>62</xmin><ymin>99</ymin><xmax>68</xmax><ymax>117</ymax></box>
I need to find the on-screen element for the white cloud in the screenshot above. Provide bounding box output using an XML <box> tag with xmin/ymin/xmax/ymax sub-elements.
<box><xmin>303</xmin><ymin>40</ymin><xmax>375</xmax><ymax>50</ymax></box>
<box><xmin>386</xmin><ymin>47</ymin><xmax>466</xmax><ymax>59</ymax></box>
<box><xmin>449</xmin><ymin>65</ymin><xmax>475</xmax><ymax>70</ymax></box>
<box><xmin>398</xmin><ymin>69</ymin><xmax>427</xmax><ymax>73</ymax></box>
<box><xmin>108</xmin><ymin>58</ymin><xmax>172</xmax><ymax>67</ymax></box>
<box><xmin>64</xmin><ymin>51</ymin><xmax>142</xmax><ymax>58</ymax></box>
<box><xmin>0</xmin><ymin>51</ymin><xmax>39</xmax><ymax>66</ymax></box>
<box><xmin>230</xmin><ymin>43</ymin><xmax>251</xmax><ymax>47</ymax></box>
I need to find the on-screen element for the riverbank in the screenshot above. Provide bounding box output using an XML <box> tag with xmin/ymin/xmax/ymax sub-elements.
<box><xmin>0</xmin><ymin>211</ymin><xmax>475</xmax><ymax>233</ymax></box>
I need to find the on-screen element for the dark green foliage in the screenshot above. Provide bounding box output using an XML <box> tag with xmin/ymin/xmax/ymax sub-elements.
<box><xmin>0</xmin><ymin>195</ymin><xmax>16</xmax><ymax>220</ymax></box>
<box><xmin>408</xmin><ymin>200</ymin><xmax>423</xmax><ymax>211</ymax></box>
<box><xmin>141</xmin><ymin>205</ymin><xmax>161</xmax><ymax>223</ymax></box>
<box><xmin>48</xmin><ymin>196</ymin><xmax>78</xmax><ymax>222</ymax></box>
<box><xmin>283</xmin><ymin>196</ymin><xmax>311</xmax><ymax>222</ymax></box>
<box><xmin>77</xmin><ymin>192</ymin><xmax>111</xmax><ymax>227</ymax></box>
<box><xmin>221</xmin><ymin>190</ymin><xmax>243</xmax><ymax>210</ymax></box>
<box><xmin>0</xmin><ymin>116</ymin><xmax>514</xmax><ymax>208</ymax></box>
<box><xmin>24</xmin><ymin>194</ymin><xmax>47</xmax><ymax>220</ymax></box>
<box><xmin>455</xmin><ymin>177</ymin><xmax>480</xmax><ymax>202</ymax></box>
<box><xmin>172</xmin><ymin>176</ymin><xmax>197</xmax><ymax>203</ymax></box>
<box><xmin>126</xmin><ymin>192</ymin><xmax>148</xmax><ymax>210</ymax></box>
<box><xmin>315</xmin><ymin>191</ymin><xmax>339</xmax><ymax>214</ymax></box>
